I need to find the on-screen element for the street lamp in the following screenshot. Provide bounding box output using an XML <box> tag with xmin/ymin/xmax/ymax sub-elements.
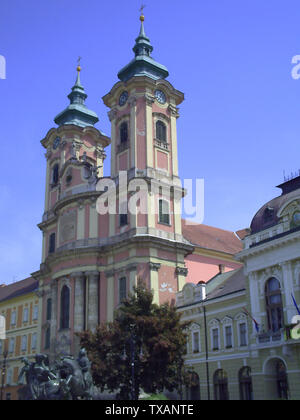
<box><xmin>0</xmin><ymin>349</ymin><xmax>8</xmax><ymax>401</ymax></box>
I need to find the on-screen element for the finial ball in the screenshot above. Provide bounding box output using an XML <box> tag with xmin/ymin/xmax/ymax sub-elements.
<box><xmin>140</xmin><ymin>14</ymin><xmax>145</xmax><ymax>22</ymax></box>
<box><xmin>77</xmin><ymin>65</ymin><xmax>81</xmax><ymax>72</ymax></box>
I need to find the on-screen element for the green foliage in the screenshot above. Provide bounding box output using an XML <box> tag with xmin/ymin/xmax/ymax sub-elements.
<box><xmin>79</xmin><ymin>281</ymin><xmax>190</xmax><ymax>400</ymax></box>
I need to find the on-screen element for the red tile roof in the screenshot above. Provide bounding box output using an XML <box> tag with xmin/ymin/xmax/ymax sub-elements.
<box><xmin>182</xmin><ymin>219</ymin><xmax>243</xmax><ymax>255</ymax></box>
<box><xmin>0</xmin><ymin>277</ymin><xmax>38</xmax><ymax>303</ymax></box>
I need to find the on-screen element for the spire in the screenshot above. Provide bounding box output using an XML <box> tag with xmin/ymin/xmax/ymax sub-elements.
<box><xmin>117</xmin><ymin>12</ymin><xmax>169</xmax><ymax>82</ymax></box>
<box><xmin>54</xmin><ymin>61</ymin><xmax>99</xmax><ymax>128</ymax></box>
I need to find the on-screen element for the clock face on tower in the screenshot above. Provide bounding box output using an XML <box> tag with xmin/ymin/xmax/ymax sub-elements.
<box><xmin>154</xmin><ymin>89</ymin><xmax>166</xmax><ymax>104</ymax></box>
<box><xmin>119</xmin><ymin>91</ymin><xmax>128</xmax><ymax>106</ymax></box>
<box><xmin>53</xmin><ymin>136</ymin><xmax>61</xmax><ymax>150</ymax></box>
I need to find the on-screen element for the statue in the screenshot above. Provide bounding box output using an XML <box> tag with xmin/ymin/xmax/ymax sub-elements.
<box><xmin>18</xmin><ymin>349</ymin><xmax>95</xmax><ymax>400</ymax></box>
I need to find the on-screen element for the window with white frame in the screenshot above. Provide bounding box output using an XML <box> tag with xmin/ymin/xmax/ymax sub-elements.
<box><xmin>23</xmin><ymin>307</ymin><xmax>29</xmax><ymax>323</ymax></box>
<box><xmin>192</xmin><ymin>330</ymin><xmax>200</xmax><ymax>353</ymax></box>
<box><xmin>11</xmin><ymin>310</ymin><xmax>16</xmax><ymax>326</ymax></box>
<box><xmin>212</xmin><ymin>328</ymin><xmax>219</xmax><ymax>351</ymax></box>
<box><xmin>239</xmin><ymin>322</ymin><xmax>248</xmax><ymax>347</ymax></box>
<box><xmin>6</xmin><ymin>368</ymin><xmax>13</xmax><ymax>386</ymax></box>
<box><xmin>0</xmin><ymin>339</ymin><xmax>3</xmax><ymax>355</ymax></box>
<box><xmin>21</xmin><ymin>335</ymin><xmax>27</xmax><ymax>352</ymax></box>
<box><xmin>31</xmin><ymin>333</ymin><xmax>37</xmax><ymax>351</ymax></box>
<box><xmin>33</xmin><ymin>305</ymin><xmax>39</xmax><ymax>321</ymax></box>
<box><xmin>225</xmin><ymin>325</ymin><xmax>233</xmax><ymax>349</ymax></box>
<box><xmin>9</xmin><ymin>337</ymin><xmax>15</xmax><ymax>354</ymax></box>
<box><xmin>119</xmin><ymin>277</ymin><xmax>127</xmax><ymax>303</ymax></box>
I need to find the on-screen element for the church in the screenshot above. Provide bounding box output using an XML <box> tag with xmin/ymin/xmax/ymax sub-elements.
<box><xmin>1</xmin><ymin>13</ymin><xmax>246</xmax><ymax>399</ymax></box>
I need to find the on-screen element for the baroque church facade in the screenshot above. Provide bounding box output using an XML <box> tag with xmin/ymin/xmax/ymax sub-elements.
<box><xmin>32</xmin><ymin>14</ymin><xmax>242</xmax><ymax>360</ymax></box>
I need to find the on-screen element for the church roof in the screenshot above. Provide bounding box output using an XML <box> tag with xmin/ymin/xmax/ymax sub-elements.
<box><xmin>117</xmin><ymin>15</ymin><xmax>169</xmax><ymax>82</ymax></box>
<box><xmin>54</xmin><ymin>67</ymin><xmax>99</xmax><ymax>128</ymax></box>
<box><xmin>181</xmin><ymin>219</ymin><xmax>243</xmax><ymax>255</ymax></box>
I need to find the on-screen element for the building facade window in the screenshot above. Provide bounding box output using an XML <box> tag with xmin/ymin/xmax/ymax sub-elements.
<box><xmin>60</xmin><ymin>285</ymin><xmax>70</xmax><ymax>330</ymax></box>
<box><xmin>156</xmin><ymin>120</ymin><xmax>167</xmax><ymax>142</ymax></box>
<box><xmin>32</xmin><ymin>332</ymin><xmax>37</xmax><ymax>350</ymax></box>
<box><xmin>239</xmin><ymin>367</ymin><xmax>253</xmax><ymax>400</ymax></box>
<box><xmin>0</xmin><ymin>340</ymin><xmax>2</xmax><ymax>355</ymax></box>
<box><xmin>265</xmin><ymin>277</ymin><xmax>284</xmax><ymax>332</ymax></box>
<box><xmin>276</xmin><ymin>361</ymin><xmax>289</xmax><ymax>400</ymax></box>
<box><xmin>188</xmin><ymin>372</ymin><xmax>201</xmax><ymax>400</ymax></box>
<box><xmin>23</xmin><ymin>307</ymin><xmax>29</xmax><ymax>323</ymax></box>
<box><xmin>212</xmin><ymin>328</ymin><xmax>219</xmax><ymax>351</ymax></box>
<box><xmin>6</xmin><ymin>368</ymin><xmax>13</xmax><ymax>386</ymax></box>
<box><xmin>11</xmin><ymin>310</ymin><xmax>16</xmax><ymax>326</ymax></box>
<box><xmin>9</xmin><ymin>337</ymin><xmax>15</xmax><ymax>354</ymax></box>
<box><xmin>46</xmin><ymin>298</ymin><xmax>52</xmax><ymax>321</ymax></box>
<box><xmin>119</xmin><ymin>277</ymin><xmax>127</xmax><ymax>303</ymax></box>
<box><xmin>21</xmin><ymin>335</ymin><xmax>27</xmax><ymax>352</ymax></box>
<box><xmin>225</xmin><ymin>325</ymin><xmax>233</xmax><ymax>348</ymax></box>
<box><xmin>33</xmin><ymin>305</ymin><xmax>39</xmax><ymax>321</ymax></box>
<box><xmin>52</xmin><ymin>163</ymin><xmax>59</xmax><ymax>185</ymax></box>
<box><xmin>49</xmin><ymin>232</ymin><xmax>56</xmax><ymax>254</ymax></box>
<box><xmin>158</xmin><ymin>199</ymin><xmax>170</xmax><ymax>225</ymax></box>
<box><xmin>239</xmin><ymin>322</ymin><xmax>247</xmax><ymax>347</ymax></box>
<box><xmin>192</xmin><ymin>331</ymin><xmax>200</xmax><ymax>353</ymax></box>
<box><xmin>120</xmin><ymin>213</ymin><xmax>128</xmax><ymax>227</ymax></box>
<box><xmin>120</xmin><ymin>122</ymin><xmax>128</xmax><ymax>144</ymax></box>
<box><xmin>214</xmin><ymin>369</ymin><xmax>229</xmax><ymax>400</ymax></box>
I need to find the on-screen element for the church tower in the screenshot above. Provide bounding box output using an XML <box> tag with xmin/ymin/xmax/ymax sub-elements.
<box><xmin>35</xmin><ymin>15</ymin><xmax>193</xmax><ymax>358</ymax></box>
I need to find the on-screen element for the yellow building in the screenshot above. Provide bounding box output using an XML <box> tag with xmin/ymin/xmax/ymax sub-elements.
<box><xmin>0</xmin><ymin>278</ymin><xmax>41</xmax><ymax>400</ymax></box>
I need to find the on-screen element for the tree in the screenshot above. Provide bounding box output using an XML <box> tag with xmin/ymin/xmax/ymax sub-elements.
<box><xmin>79</xmin><ymin>281</ymin><xmax>190</xmax><ymax>400</ymax></box>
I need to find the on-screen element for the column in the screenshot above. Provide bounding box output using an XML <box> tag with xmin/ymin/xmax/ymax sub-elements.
<box><xmin>129</xmin><ymin>96</ymin><xmax>137</xmax><ymax>169</ymax></box>
<box><xmin>50</xmin><ymin>280</ymin><xmax>58</xmax><ymax>355</ymax></box>
<box><xmin>176</xmin><ymin>266</ymin><xmax>188</xmax><ymax>292</ymax></box>
<box><xmin>149</xmin><ymin>262</ymin><xmax>161</xmax><ymax>304</ymax></box>
<box><xmin>86</xmin><ymin>271</ymin><xmax>99</xmax><ymax>331</ymax></box>
<box><xmin>281</xmin><ymin>261</ymin><xmax>295</xmax><ymax>325</ymax></box>
<box><xmin>105</xmin><ymin>270</ymin><xmax>115</xmax><ymax>322</ymax></box>
<box><xmin>73</xmin><ymin>272</ymin><xmax>85</xmax><ymax>333</ymax></box>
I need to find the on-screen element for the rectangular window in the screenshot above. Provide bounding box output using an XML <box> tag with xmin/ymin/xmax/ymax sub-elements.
<box><xmin>119</xmin><ymin>277</ymin><xmax>127</xmax><ymax>303</ymax></box>
<box><xmin>212</xmin><ymin>328</ymin><xmax>219</xmax><ymax>350</ymax></box>
<box><xmin>225</xmin><ymin>326</ymin><xmax>233</xmax><ymax>348</ymax></box>
<box><xmin>120</xmin><ymin>213</ymin><xmax>128</xmax><ymax>227</ymax></box>
<box><xmin>9</xmin><ymin>337</ymin><xmax>15</xmax><ymax>354</ymax></box>
<box><xmin>32</xmin><ymin>333</ymin><xmax>37</xmax><ymax>350</ymax></box>
<box><xmin>33</xmin><ymin>305</ymin><xmax>39</xmax><ymax>321</ymax></box>
<box><xmin>159</xmin><ymin>199</ymin><xmax>170</xmax><ymax>225</ymax></box>
<box><xmin>6</xmin><ymin>369</ymin><xmax>12</xmax><ymax>386</ymax></box>
<box><xmin>239</xmin><ymin>323</ymin><xmax>247</xmax><ymax>346</ymax></box>
<box><xmin>23</xmin><ymin>307</ymin><xmax>29</xmax><ymax>323</ymax></box>
<box><xmin>11</xmin><ymin>310</ymin><xmax>16</xmax><ymax>326</ymax></box>
<box><xmin>49</xmin><ymin>233</ymin><xmax>56</xmax><ymax>254</ymax></box>
<box><xmin>192</xmin><ymin>331</ymin><xmax>200</xmax><ymax>353</ymax></box>
<box><xmin>0</xmin><ymin>340</ymin><xmax>3</xmax><ymax>355</ymax></box>
<box><xmin>21</xmin><ymin>335</ymin><xmax>27</xmax><ymax>352</ymax></box>
<box><xmin>46</xmin><ymin>299</ymin><xmax>52</xmax><ymax>321</ymax></box>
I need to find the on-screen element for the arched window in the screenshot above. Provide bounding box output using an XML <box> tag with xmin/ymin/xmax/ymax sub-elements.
<box><xmin>265</xmin><ymin>277</ymin><xmax>284</xmax><ymax>332</ymax></box>
<box><xmin>120</xmin><ymin>122</ymin><xmax>128</xmax><ymax>144</ymax></box>
<box><xmin>60</xmin><ymin>285</ymin><xmax>70</xmax><ymax>330</ymax></box>
<box><xmin>46</xmin><ymin>298</ymin><xmax>52</xmax><ymax>321</ymax></box>
<box><xmin>49</xmin><ymin>233</ymin><xmax>56</xmax><ymax>254</ymax></box>
<box><xmin>239</xmin><ymin>367</ymin><xmax>253</xmax><ymax>400</ymax></box>
<box><xmin>276</xmin><ymin>361</ymin><xmax>289</xmax><ymax>400</ymax></box>
<box><xmin>159</xmin><ymin>199</ymin><xmax>170</xmax><ymax>225</ymax></box>
<box><xmin>214</xmin><ymin>369</ymin><xmax>229</xmax><ymax>400</ymax></box>
<box><xmin>52</xmin><ymin>163</ymin><xmax>59</xmax><ymax>185</ymax></box>
<box><xmin>156</xmin><ymin>121</ymin><xmax>167</xmax><ymax>142</ymax></box>
<box><xmin>188</xmin><ymin>372</ymin><xmax>201</xmax><ymax>400</ymax></box>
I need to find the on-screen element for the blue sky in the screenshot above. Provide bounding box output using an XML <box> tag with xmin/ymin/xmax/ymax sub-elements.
<box><xmin>0</xmin><ymin>0</ymin><xmax>300</xmax><ymax>283</ymax></box>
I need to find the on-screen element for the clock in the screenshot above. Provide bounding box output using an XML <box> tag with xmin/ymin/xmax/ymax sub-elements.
<box><xmin>155</xmin><ymin>89</ymin><xmax>166</xmax><ymax>104</ymax></box>
<box><xmin>119</xmin><ymin>91</ymin><xmax>128</xmax><ymax>106</ymax></box>
<box><xmin>53</xmin><ymin>136</ymin><xmax>61</xmax><ymax>150</ymax></box>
